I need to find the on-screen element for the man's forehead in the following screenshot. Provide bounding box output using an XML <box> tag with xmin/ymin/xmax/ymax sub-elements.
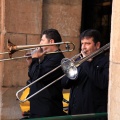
<box><xmin>81</xmin><ymin>37</ymin><xmax>94</xmax><ymax>42</ymax></box>
<box><xmin>82</xmin><ymin>36</ymin><xmax>93</xmax><ymax>40</ymax></box>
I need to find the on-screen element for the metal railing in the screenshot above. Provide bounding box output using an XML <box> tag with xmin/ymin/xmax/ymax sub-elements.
<box><xmin>22</xmin><ymin>112</ymin><xmax>107</xmax><ymax>120</ymax></box>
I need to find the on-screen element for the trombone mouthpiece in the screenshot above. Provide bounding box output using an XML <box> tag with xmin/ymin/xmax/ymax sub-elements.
<box><xmin>81</xmin><ymin>50</ymin><xmax>87</xmax><ymax>54</ymax></box>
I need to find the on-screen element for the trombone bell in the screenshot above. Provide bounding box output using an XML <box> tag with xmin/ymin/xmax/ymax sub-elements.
<box><xmin>61</xmin><ymin>58</ymin><xmax>78</xmax><ymax>80</ymax></box>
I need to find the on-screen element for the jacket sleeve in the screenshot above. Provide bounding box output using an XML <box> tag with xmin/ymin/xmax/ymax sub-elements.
<box><xmin>80</xmin><ymin>57</ymin><xmax>109</xmax><ymax>89</ymax></box>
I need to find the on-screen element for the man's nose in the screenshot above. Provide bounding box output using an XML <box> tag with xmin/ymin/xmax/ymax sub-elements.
<box><xmin>81</xmin><ymin>44</ymin><xmax>86</xmax><ymax>49</ymax></box>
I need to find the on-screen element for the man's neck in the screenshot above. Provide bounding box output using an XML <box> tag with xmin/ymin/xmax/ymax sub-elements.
<box><xmin>50</xmin><ymin>46</ymin><xmax>59</xmax><ymax>52</ymax></box>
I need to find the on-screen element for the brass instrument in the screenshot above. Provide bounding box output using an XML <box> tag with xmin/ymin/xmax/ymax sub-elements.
<box><xmin>16</xmin><ymin>43</ymin><xmax>110</xmax><ymax>102</ymax></box>
<box><xmin>0</xmin><ymin>39</ymin><xmax>75</xmax><ymax>62</ymax></box>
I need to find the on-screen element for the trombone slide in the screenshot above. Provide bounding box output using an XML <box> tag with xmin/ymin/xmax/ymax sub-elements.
<box><xmin>16</xmin><ymin>43</ymin><xmax>110</xmax><ymax>102</ymax></box>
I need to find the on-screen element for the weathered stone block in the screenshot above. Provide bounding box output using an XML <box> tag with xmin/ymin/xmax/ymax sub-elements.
<box><xmin>27</xmin><ymin>34</ymin><xmax>40</xmax><ymax>45</ymax></box>
<box><xmin>42</xmin><ymin>0</ymin><xmax>82</xmax><ymax>37</ymax></box>
<box><xmin>1</xmin><ymin>87</ymin><xmax>23</xmax><ymax>120</ymax></box>
<box><xmin>5</xmin><ymin>0</ymin><xmax>43</xmax><ymax>34</ymax></box>
<box><xmin>61</xmin><ymin>36</ymin><xmax>80</xmax><ymax>58</ymax></box>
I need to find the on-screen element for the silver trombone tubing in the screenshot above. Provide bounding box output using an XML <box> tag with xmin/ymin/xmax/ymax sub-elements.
<box><xmin>16</xmin><ymin>43</ymin><xmax>110</xmax><ymax>102</ymax></box>
<box><xmin>0</xmin><ymin>40</ymin><xmax>75</xmax><ymax>62</ymax></box>
<box><xmin>0</xmin><ymin>48</ymin><xmax>34</xmax><ymax>55</ymax></box>
<box><xmin>74</xmin><ymin>43</ymin><xmax>110</xmax><ymax>68</ymax></box>
<box><xmin>0</xmin><ymin>56</ymin><xmax>28</xmax><ymax>62</ymax></box>
<box><xmin>7</xmin><ymin>39</ymin><xmax>75</xmax><ymax>52</ymax></box>
<box><xmin>16</xmin><ymin>65</ymin><xmax>62</xmax><ymax>102</ymax></box>
<box><xmin>16</xmin><ymin>53</ymin><xmax>82</xmax><ymax>102</ymax></box>
<box><xmin>0</xmin><ymin>49</ymin><xmax>73</xmax><ymax>62</ymax></box>
<box><xmin>0</xmin><ymin>48</ymin><xmax>35</xmax><ymax>62</ymax></box>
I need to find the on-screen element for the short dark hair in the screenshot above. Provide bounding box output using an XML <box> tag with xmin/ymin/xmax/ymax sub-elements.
<box><xmin>80</xmin><ymin>29</ymin><xmax>102</xmax><ymax>44</ymax></box>
<box><xmin>42</xmin><ymin>29</ymin><xmax>62</xmax><ymax>43</ymax></box>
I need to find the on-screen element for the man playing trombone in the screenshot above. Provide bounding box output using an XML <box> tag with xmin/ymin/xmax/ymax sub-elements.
<box><xmin>25</xmin><ymin>29</ymin><xmax>66</xmax><ymax>118</ymax></box>
<box><xmin>62</xmin><ymin>29</ymin><xmax>109</xmax><ymax>120</ymax></box>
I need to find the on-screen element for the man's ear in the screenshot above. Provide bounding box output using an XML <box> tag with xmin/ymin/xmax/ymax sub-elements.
<box><xmin>96</xmin><ymin>42</ymin><xmax>101</xmax><ymax>49</ymax></box>
<box><xmin>49</xmin><ymin>39</ymin><xmax>55</xmax><ymax>43</ymax></box>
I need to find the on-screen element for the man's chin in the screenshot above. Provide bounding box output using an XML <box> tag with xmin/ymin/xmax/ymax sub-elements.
<box><xmin>85</xmin><ymin>53</ymin><xmax>90</xmax><ymax>57</ymax></box>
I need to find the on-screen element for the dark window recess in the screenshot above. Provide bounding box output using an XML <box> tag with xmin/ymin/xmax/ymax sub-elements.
<box><xmin>81</xmin><ymin>0</ymin><xmax>112</xmax><ymax>45</ymax></box>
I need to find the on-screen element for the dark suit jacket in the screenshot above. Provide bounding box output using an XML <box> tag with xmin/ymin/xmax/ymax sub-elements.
<box><xmin>28</xmin><ymin>52</ymin><xmax>65</xmax><ymax>118</ymax></box>
<box><xmin>62</xmin><ymin>53</ymin><xmax>109</xmax><ymax>116</ymax></box>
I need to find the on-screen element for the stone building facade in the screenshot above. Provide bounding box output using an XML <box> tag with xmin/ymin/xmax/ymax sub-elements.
<box><xmin>0</xmin><ymin>0</ymin><xmax>82</xmax><ymax>119</ymax></box>
<box><xmin>0</xmin><ymin>0</ymin><xmax>119</xmax><ymax>120</ymax></box>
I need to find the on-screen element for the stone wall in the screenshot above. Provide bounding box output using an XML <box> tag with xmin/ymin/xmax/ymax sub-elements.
<box><xmin>108</xmin><ymin>0</ymin><xmax>120</xmax><ymax>120</ymax></box>
<box><xmin>0</xmin><ymin>0</ymin><xmax>82</xmax><ymax>119</ymax></box>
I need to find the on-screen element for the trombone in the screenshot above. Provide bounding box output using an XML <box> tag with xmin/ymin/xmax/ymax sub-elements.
<box><xmin>16</xmin><ymin>42</ymin><xmax>110</xmax><ymax>102</ymax></box>
<box><xmin>0</xmin><ymin>40</ymin><xmax>75</xmax><ymax>62</ymax></box>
